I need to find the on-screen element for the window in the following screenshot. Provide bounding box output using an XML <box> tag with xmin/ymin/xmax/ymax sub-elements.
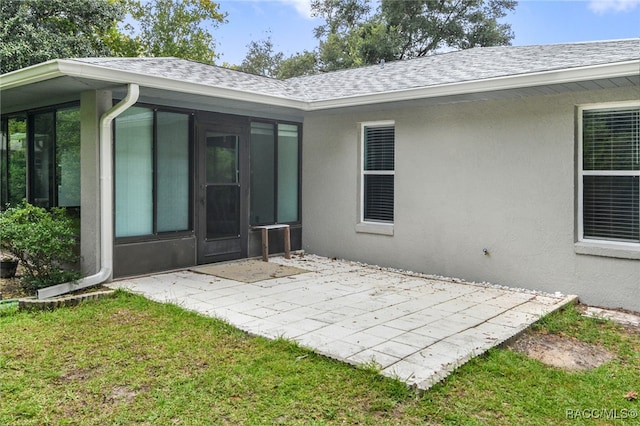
<box><xmin>579</xmin><ymin>103</ymin><xmax>639</xmax><ymax>245</ymax></box>
<box><xmin>32</xmin><ymin>112</ymin><xmax>54</xmax><ymax>208</ymax></box>
<box><xmin>361</xmin><ymin>122</ymin><xmax>395</xmax><ymax>224</ymax></box>
<box><xmin>114</xmin><ymin>106</ymin><xmax>191</xmax><ymax>238</ymax></box>
<box><xmin>157</xmin><ymin>112</ymin><xmax>190</xmax><ymax>232</ymax></box>
<box><xmin>1</xmin><ymin>115</ymin><xmax>27</xmax><ymax>207</ymax></box>
<box><xmin>1</xmin><ymin>106</ymin><xmax>80</xmax><ymax>209</ymax></box>
<box><xmin>249</xmin><ymin>121</ymin><xmax>300</xmax><ymax>225</ymax></box>
<box><xmin>56</xmin><ymin>108</ymin><xmax>81</xmax><ymax>207</ymax></box>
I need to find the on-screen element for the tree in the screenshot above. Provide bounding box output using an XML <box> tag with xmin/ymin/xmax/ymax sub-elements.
<box><xmin>118</xmin><ymin>0</ymin><xmax>227</xmax><ymax>63</ymax></box>
<box><xmin>312</xmin><ymin>0</ymin><xmax>516</xmax><ymax>70</ymax></box>
<box><xmin>277</xmin><ymin>51</ymin><xmax>318</xmax><ymax>79</ymax></box>
<box><xmin>380</xmin><ymin>0</ymin><xmax>517</xmax><ymax>59</ymax></box>
<box><xmin>0</xmin><ymin>0</ymin><xmax>126</xmax><ymax>74</ymax></box>
<box><xmin>238</xmin><ymin>36</ymin><xmax>284</xmax><ymax>78</ymax></box>
<box><xmin>238</xmin><ymin>36</ymin><xmax>317</xmax><ymax>79</ymax></box>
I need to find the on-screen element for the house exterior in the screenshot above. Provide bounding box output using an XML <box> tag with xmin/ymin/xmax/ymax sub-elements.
<box><xmin>1</xmin><ymin>39</ymin><xmax>639</xmax><ymax>310</ymax></box>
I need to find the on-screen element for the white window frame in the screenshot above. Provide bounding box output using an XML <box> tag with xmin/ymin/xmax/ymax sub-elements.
<box><xmin>356</xmin><ymin>120</ymin><xmax>395</xmax><ymax>236</ymax></box>
<box><xmin>576</xmin><ymin>100</ymin><xmax>640</xmax><ymax>259</ymax></box>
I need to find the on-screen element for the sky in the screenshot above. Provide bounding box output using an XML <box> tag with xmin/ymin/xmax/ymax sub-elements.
<box><xmin>212</xmin><ymin>0</ymin><xmax>640</xmax><ymax>66</ymax></box>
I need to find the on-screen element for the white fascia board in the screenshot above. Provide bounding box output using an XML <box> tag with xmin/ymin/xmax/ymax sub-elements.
<box><xmin>54</xmin><ymin>60</ymin><xmax>305</xmax><ymax>110</ymax></box>
<box><xmin>305</xmin><ymin>60</ymin><xmax>640</xmax><ymax>111</ymax></box>
<box><xmin>0</xmin><ymin>60</ymin><xmax>65</xmax><ymax>90</ymax></box>
<box><xmin>1</xmin><ymin>59</ymin><xmax>305</xmax><ymax>110</ymax></box>
<box><xmin>2</xmin><ymin>59</ymin><xmax>639</xmax><ymax>112</ymax></box>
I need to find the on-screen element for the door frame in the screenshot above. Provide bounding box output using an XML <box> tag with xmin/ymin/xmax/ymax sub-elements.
<box><xmin>196</xmin><ymin>113</ymin><xmax>250</xmax><ymax>264</ymax></box>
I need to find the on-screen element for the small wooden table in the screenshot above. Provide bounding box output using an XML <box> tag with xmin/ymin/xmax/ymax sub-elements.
<box><xmin>252</xmin><ymin>224</ymin><xmax>291</xmax><ymax>262</ymax></box>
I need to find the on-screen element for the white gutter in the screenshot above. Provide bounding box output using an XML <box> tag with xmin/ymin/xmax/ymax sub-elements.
<box><xmin>2</xmin><ymin>59</ymin><xmax>638</xmax><ymax>113</ymax></box>
<box><xmin>57</xmin><ymin>59</ymin><xmax>638</xmax><ymax>112</ymax></box>
<box><xmin>0</xmin><ymin>60</ymin><xmax>65</xmax><ymax>89</ymax></box>
<box><xmin>37</xmin><ymin>83</ymin><xmax>140</xmax><ymax>299</ymax></box>
<box><xmin>304</xmin><ymin>60</ymin><xmax>640</xmax><ymax>111</ymax></box>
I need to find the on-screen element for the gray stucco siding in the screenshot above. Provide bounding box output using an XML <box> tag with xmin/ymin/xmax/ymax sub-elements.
<box><xmin>301</xmin><ymin>87</ymin><xmax>640</xmax><ymax>311</ymax></box>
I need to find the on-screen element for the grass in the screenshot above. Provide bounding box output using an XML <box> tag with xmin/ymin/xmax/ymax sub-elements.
<box><xmin>1</xmin><ymin>292</ymin><xmax>638</xmax><ymax>425</ymax></box>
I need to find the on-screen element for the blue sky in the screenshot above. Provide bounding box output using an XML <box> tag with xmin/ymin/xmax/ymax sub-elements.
<box><xmin>213</xmin><ymin>0</ymin><xmax>640</xmax><ymax>66</ymax></box>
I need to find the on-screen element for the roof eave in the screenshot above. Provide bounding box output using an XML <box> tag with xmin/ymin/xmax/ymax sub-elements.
<box><xmin>63</xmin><ymin>60</ymin><xmax>308</xmax><ymax>110</ymax></box>
<box><xmin>0</xmin><ymin>60</ymin><xmax>66</xmax><ymax>90</ymax></box>
<box><xmin>2</xmin><ymin>59</ymin><xmax>638</xmax><ymax>112</ymax></box>
<box><xmin>1</xmin><ymin>59</ymin><xmax>307</xmax><ymax>111</ymax></box>
<box><xmin>305</xmin><ymin>60</ymin><xmax>640</xmax><ymax>111</ymax></box>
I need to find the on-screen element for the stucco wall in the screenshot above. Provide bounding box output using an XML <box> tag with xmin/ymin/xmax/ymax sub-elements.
<box><xmin>301</xmin><ymin>87</ymin><xmax>640</xmax><ymax>311</ymax></box>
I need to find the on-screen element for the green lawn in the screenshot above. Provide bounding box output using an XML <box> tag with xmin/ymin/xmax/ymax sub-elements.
<box><xmin>1</xmin><ymin>291</ymin><xmax>638</xmax><ymax>425</ymax></box>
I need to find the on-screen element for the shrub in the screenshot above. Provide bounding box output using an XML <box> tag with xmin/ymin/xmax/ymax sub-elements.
<box><xmin>0</xmin><ymin>202</ymin><xmax>80</xmax><ymax>292</ymax></box>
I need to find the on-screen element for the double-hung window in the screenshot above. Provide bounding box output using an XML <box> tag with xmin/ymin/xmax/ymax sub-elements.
<box><xmin>359</xmin><ymin>122</ymin><xmax>395</xmax><ymax>231</ymax></box>
<box><xmin>579</xmin><ymin>102</ymin><xmax>639</xmax><ymax>246</ymax></box>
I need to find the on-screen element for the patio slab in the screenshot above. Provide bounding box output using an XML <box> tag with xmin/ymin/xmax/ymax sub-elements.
<box><xmin>107</xmin><ymin>254</ymin><xmax>577</xmax><ymax>390</ymax></box>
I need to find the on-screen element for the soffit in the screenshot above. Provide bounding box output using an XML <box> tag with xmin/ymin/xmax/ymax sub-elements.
<box><xmin>0</xmin><ymin>75</ymin><xmax>305</xmax><ymax>119</ymax></box>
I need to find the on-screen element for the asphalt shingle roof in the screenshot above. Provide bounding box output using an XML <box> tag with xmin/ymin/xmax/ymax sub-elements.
<box><xmin>71</xmin><ymin>57</ymin><xmax>295</xmax><ymax>99</ymax></box>
<box><xmin>72</xmin><ymin>39</ymin><xmax>640</xmax><ymax>103</ymax></box>
<box><xmin>287</xmin><ymin>39</ymin><xmax>640</xmax><ymax>101</ymax></box>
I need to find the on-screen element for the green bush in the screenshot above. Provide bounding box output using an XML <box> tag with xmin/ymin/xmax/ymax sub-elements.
<box><xmin>0</xmin><ymin>202</ymin><xmax>80</xmax><ymax>292</ymax></box>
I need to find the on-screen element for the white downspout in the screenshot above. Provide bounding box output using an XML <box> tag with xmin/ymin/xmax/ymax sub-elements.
<box><xmin>37</xmin><ymin>84</ymin><xmax>140</xmax><ymax>299</ymax></box>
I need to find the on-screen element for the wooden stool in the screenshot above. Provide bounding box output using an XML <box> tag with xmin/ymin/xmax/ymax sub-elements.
<box><xmin>252</xmin><ymin>224</ymin><xmax>291</xmax><ymax>262</ymax></box>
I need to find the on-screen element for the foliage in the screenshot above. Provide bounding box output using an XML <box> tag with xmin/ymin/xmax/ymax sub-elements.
<box><xmin>5</xmin><ymin>117</ymin><xmax>27</xmax><ymax>206</ymax></box>
<box><xmin>238</xmin><ymin>0</ymin><xmax>516</xmax><ymax>78</ymax></box>
<box><xmin>277</xmin><ymin>50</ymin><xmax>318</xmax><ymax>79</ymax></box>
<box><xmin>313</xmin><ymin>0</ymin><xmax>517</xmax><ymax>70</ymax></box>
<box><xmin>55</xmin><ymin>107</ymin><xmax>82</xmax><ymax>207</ymax></box>
<box><xmin>0</xmin><ymin>202</ymin><xmax>80</xmax><ymax>292</ymax></box>
<box><xmin>237</xmin><ymin>35</ymin><xmax>318</xmax><ymax>79</ymax></box>
<box><xmin>378</xmin><ymin>0</ymin><xmax>517</xmax><ymax>58</ymax></box>
<box><xmin>0</xmin><ymin>0</ymin><xmax>227</xmax><ymax>73</ymax></box>
<box><xmin>0</xmin><ymin>0</ymin><xmax>126</xmax><ymax>74</ymax></box>
<box><xmin>114</xmin><ymin>0</ymin><xmax>227</xmax><ymax>64</ymax></box>
<box><xmin>238</xmin><ymin>35</ymin><xmax>284</xmax><ymax>78</ymax></box>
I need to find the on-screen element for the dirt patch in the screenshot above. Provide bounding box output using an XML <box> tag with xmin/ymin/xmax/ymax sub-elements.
<box><xmin>109</xmin><ymin>308</ymin><xmax>152</xmax><ymax>326</ymax></box>
<box><xmin>106</xmin><ymin>385</ymin><xmax>139</xmax><ymax>404</ymax></box>
<box><xmin>507</xmin><ymin>333</ymin><xmax>616</xmax><ymax>371</ymax></box>
<box><xmin>58</xmin><ymin>368</ymin><xmax>98</xmax><ymax>383</ymax></box>
<box><xmin>0</xmin><ymin>276</ymin><xmax>30</xmax><ymax>299</ymax></box>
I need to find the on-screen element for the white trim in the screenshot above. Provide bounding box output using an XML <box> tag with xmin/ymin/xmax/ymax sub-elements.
<box><xmin>582</xmin><ymin>170</ymin><xmax>640</xmax><ymax>176</ymax></box>
<box><xmin>576</xmin><ymin>100</ymin><xmax>640</xmax><ymax>249</ymax></box>
<box><xmin>575</xmin><ymin>241</ymin><xmax>640</xmax><ymax>260</ymax></box>
<box><xmin>57</xmin><ymin>61</ymin><xmax>304</xmax><ymax>110</ymax></box>
<box><xmin>0</xmin><ymin>60</ymin><xmax>303</xmax><ymax>110</ymax></box>
<box><xmin>355</xmin><ymin>222</ymin><xmax>394</xmax><ymax>236</ymax></box>
<box><xmin>306</xmin><ymin>61</ymin><xmax>640</xmax><ymax>111</ymax></box>
<box><xmin>0</xmin><ymin>60</ymin><xmax>64</xmax><ymax>89</ymax></box>
<box><xmin>360</xmin><ymin>120</ymin><xmax>396</xmax><ymax>127</ymax></box>
<box><xmin>2</xmin><ymin>59</ymin><xmax>638</xmax><ymax>112</ymax></box>
<box><xmin>363</xmin><ymin>170</ymin><xmax>395</xmax><ymax>175</ymax></box>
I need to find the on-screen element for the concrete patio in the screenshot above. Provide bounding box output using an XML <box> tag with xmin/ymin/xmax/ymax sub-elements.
<box><xmin>107</xmin><ymin>254</ymin><xmax>576</xmax><ymax>390</ymax></box>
